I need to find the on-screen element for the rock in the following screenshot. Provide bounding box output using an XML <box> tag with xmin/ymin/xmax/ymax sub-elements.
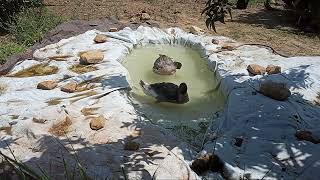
<box><xmin>191</xmin><ymin>153</ymin><xmax>224</xmax><ymax>175</ymax></box>
<box><xmin>109</xmin><ymin>27</ymin><xmax>118</xmax><ymax>32</ymax></box>
<box><xmin>221</xmin><ymin>43</ymin><xmax>235</xmax><ymax>51</ymax></box>
<box><xmin>79</xmin><ymin>51</ymin><xmax>104</xmax><ymax>64</ymax></box>
<box><xmin>37</xmin><ymin>80</ymin><xmax>57</xmax><ymax>90</ymax></box>
<box><xmin>124</xmin><ymin>141</ymin><xmax>140</xmax><ymax>151</ymax></box>
<box><xmin>266</xmin><ymin>64</ymin><xmax>281</xmax><ymax>75</ymax></box>
<box><xmin>89</xmin><ymin>116</ymin><xmax>106</xmax><ymax>130</ymax></box>
<box><xmin>141</xmin><ymin>13</ymin><xmax>151</xmax><ymax>21</ymax></box>
<box><xmin>189</xmin><ymin>26</ymin><xmax>204</xmax><ymax>35</ymax></box>
<box><xmin>61</xmin><ymin>82</ymin><xmax>77</xmax><ymax>93</ymax></box>
<box><xmin>93</xmin><ymin>34</ymin><xmax>107</xmax><ymax>43</ymax></box>
<box><xmin>259</xmin><ymin>81</ymin><xmax>291</xmax><ymax>101</ymax></box>
<box><xmin>32</xmin><ymin>117</ymin><xmax>48</xmax><ymax>124</ymax></box>
<box><xmin>247</xmin><ymin>64</ymin><xmax>266</xmax><ymax>75</ymax></box>
<box><xmin>295</xmin><ymin>130</ymin><xmax>320</xmax><ymax>144</ymax></box>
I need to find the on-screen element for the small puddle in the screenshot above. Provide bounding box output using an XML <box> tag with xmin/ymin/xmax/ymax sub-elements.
<box><xmin>122</xmin><ymin>45</ymin><xmax>225</xmax><ymax>142</ymax></box>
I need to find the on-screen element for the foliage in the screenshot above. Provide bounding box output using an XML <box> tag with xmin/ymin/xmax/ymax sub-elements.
<box><xmin>5</xmin><ymin>8</ymin><xmax>64</xmax><ymax>46</ymax></box>
<box><xmin>202</xmin><ymin>0</ymin><xmax>232</xmax><ymax>32</ymax></box>
<box><xmin>203</xmin><ymin>0</ymin><xmax>320</xmax><ymax>32</ymax></box>
<box><xmin>0</xmin><ymin>0</ymin><xmax>43</xmax><ymax>30</ymax></box>
<box><xmin>0</xmin><ymin>42</ymin><xmax>26</xmax><ymax>64</ymax></box>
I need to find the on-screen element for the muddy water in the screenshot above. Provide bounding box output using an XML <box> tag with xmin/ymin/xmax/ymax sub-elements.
<box><xmin>122</xmin><ymin>45</ymin><xmax>225</xmax><ymax>138</ymax></box>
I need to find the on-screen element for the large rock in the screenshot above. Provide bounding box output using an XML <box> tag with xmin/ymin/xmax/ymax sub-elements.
<box><xmin>266</xmin><ymin>64</ymin><xmax>281</xmax><ymax>75</ymax></box>
<box><xmin>259</xmin><ymin>81</ymin><xmax>291</xmax><ymax>101</ymax></box>
<box><xmin>89</xmin><ymin>116</ymin><xmax>106</xmax><ymax>130</ymax></box>
<box><xmin>189</xmin><ymin>26</ymin><xmax>204</xmax><ymax>35</ymax></box>
<box><xmin>141</xmin><ymin>13</ymin><xmax>151</xmax><ymax>21</ymax></box>
<box><xmin>37</xmin><ymin>80</ymin><xmax>57</xmax><ymax>90</ymax></box>
<box><xmin>79</xmin><ymin>51</ymin><xmax>104</xmax><ymax>64</ymax></box>
<box><xmin>93</xmin><ymin>34</ymin><xmax>107</xmax><ymax>43</ymax></box>
<box><xmin>247</xmin><ymin>64</ymin><xmax>266</xmax><ymax>75</ymax></box>
<box><xmin>61</xmin><ymin>82</ymin><xmax>77</xmax><ymax>93</ymax></box>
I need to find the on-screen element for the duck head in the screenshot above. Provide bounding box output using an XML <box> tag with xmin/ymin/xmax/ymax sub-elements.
<box><xmin>177</xmin><ymin>83</ymin><xmax>189</xmax><ymax>104</ymax></box>
<box><xmin>174</xmin><ymin>62</ymin><xmax>182</xmax><ymax>69</ymax></box>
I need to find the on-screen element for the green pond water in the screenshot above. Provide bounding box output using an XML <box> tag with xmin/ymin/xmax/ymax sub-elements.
<box><xmin>122</xmin><ymin>45</ymin><xmax>225</xmax><ymax>137</ymax></box>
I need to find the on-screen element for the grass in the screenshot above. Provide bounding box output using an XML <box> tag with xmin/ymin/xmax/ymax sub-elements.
<box><xmin>0</xmin><ymin>7</ymin><xmax>65</xmax><ymax>64</ymax></box>
<box><xmin>5</xmin><ymin>8</ymin><xmax>64</xmax><ymax>46</ymax></box>
<box><xmin>0</xmin><ymin>42</ymin><xmax>26</xmax><ymax>64</ymax></box>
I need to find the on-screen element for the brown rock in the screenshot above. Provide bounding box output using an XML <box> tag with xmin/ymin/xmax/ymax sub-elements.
<box><xmin>247</xmin><ymin>64</ymin><xmax>266</xmax><ymax>75</ymax></box>
<box><xmin>191</xmin><ymin>153</ymin><xmax>224</xmax><ymax>175</ymax></box>
<box><xmin>189</xmin><ymin>26</ymin><xmax>204</xmax><ymax>35</ymax></box>
<box><xmin>259</xmin><ymin>81</ymin><xmax>291</xmax><ymax>101</ymax></box>
<box><xmin>79</xmin><ymin>51</ymin><xmax>104</xmax><ymax>64</ymax></box>
<box><xmin>32</xmin><ymin>117</ymin><xmax>48</xmax><ymax>124</ymax></box>
<box><xmin>221</xmin><ymin>44</ymin><xmax>235</xmax><ymax>51</ymax></box>
<box><xmin>124</xmin><ymin>141</ymin><xmax>140</xmax><ymax>151</ymax></box>
<box><xmin>109</xmin><ymin>27</ymin><xmax>118</xmax><ymax>32</ymax></box>
<box><xmin>61</xmin><ymin>82</ymin><xmax>77</xmax><ymax>93</ymax></box>
<box><xmin>94</xmin><ymin>34</ymin><xmax>107</xmax><ymax>43</ymax></box>
<box><xmin>140</xmin><ymin>13</ymin><xmax>151</xmax><ymax>21</ymax></box>
<box><xmin>295</xmin><ymin>130</ymin><xmax>320</xmax><ymax>144</ymax></box>
<box><xmin>266</xmin><ymin>64</ymin><xmax>281</xmax><ymax>75</ymax></box>
<box><xmin>37</xmin><ymin>80</ymin><xmax>57</xmax><ymax>90</ymax></box>
<box><xmin>89</xmin><ymin>116</ymin><xmax>106</xmax><ymax>130</ymax></box>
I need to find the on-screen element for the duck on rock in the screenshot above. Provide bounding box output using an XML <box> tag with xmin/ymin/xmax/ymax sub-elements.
<box><xmin>139</xmin><ymin>80</ymin><xmax>189</xmax><ymax>104</ymax></box>
<box><xmin>153</xmin><ymin>54</ymin><xmax>182</xmax><ymax>75</ymax></box>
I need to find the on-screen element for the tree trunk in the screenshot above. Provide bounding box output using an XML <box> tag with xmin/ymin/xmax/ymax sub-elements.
<box><xmin>236</xmin><ymin>0</ymin><xmax>249</xmax><ymax>9</ymax></box>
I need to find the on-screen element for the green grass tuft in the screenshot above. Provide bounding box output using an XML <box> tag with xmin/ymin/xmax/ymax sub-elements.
<box><xmin>0</xmin><ymin>42</ymin><xmax>26</xmax><ymax>64</ymax></box>
<box><xmin>5</xmin><ymin>8</ymin><xmax>64</xmax><ymax>46</ymax></box>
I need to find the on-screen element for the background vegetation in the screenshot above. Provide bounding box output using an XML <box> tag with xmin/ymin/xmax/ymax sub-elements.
<box><xmin>0</xmin><ymin>0</ymin><xmax>64</xmax><ymax>64</ymax></box>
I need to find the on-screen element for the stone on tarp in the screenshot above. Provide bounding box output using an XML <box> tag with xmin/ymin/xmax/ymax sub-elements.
<box><xmin>61</xmin><ymin>82</ymin><xmax>77</xmax><ymax>93</ymax></box>
<box><xmin>94</xmin><ymin>34</ymin><xmax>108</xmax><ymax>43</ymax></box>
<box><xmin>247</xmin><ymin>64</ymin><xmax>266</xmax><ymax>75</ymax></box>
<box><xmin>89</xmin><ymin>116</ymin><xmax>106</xmax><ymax>130</ymax></box>
<box><xmin>79</xmin><ymin>51</ymin><xmax>104</xmax><ymax>64</ymax></box>
<box><xmin>266</xmin><ymin>64</ymin><xmax>281</xmax><ymax>75</ymax></box>
<box><xmin>37</xmin><ymin>80</ymin><xmax>58</xmax><ymax>90</ymax></box>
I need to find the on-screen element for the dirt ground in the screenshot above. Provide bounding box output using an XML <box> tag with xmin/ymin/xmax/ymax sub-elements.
<box><xmin>42</xmin><ymin>0</ymin><xmax>320</xmax><ymax>56</ymax></box>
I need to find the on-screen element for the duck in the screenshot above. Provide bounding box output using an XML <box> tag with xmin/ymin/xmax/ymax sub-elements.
<box><xmin>139</xmin><ymin>80</ymin><xmax>189</xmax><ymax>104</ymax></box>
<box><xmin>153</xmin><ymin>54</ymin><xmax>182</xmax><ymax>75</ymax></box>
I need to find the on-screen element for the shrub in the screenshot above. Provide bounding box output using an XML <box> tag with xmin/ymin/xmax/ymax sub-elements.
<box><xmin>5</xmin><ymin>8</ymin><xmax>64</xmax><ymax>46</ymax></box>
<box><xmin>0</xmin><ymin>0</ymin><xmax>43</xmax><ymax>30</ymax></box>
<box><xmin>0</xmin><ymin>42</ymin><xmax>26</xmax><ymax>64</ymax></box>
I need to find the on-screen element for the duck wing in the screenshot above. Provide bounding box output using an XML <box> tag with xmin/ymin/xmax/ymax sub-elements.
<box><xmin>149</xmin><ymin>82</ymin><xmax>178</xmax><ymax>101</ymax></box>
<box><xmin>140</xmin><ymin>81</ymin><xmax>178</xmax><ymax>101</ymax></box>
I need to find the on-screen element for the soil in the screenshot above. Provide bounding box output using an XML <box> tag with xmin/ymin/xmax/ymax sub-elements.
<box><xmin>43</xmin><ymin>0</ymin><xmax>320</xmax><ymax>56</ymax></box>
<box><xmin>1</xmin><ymin>0</ymin><xmax>319</xmax><ymax>74</ymax></box>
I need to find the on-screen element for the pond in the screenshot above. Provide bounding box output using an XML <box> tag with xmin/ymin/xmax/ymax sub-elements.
<box><xmin>122</xmin><ymin>45</ymin><xmax>225</xmax><ymax>142</ymax></box>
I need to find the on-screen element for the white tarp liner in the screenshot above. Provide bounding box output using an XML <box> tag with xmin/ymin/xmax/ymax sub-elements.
<box><xmin>1</xmin><ymin>26</ymin><xmax>320</xmax><ymax>179</ymax></box>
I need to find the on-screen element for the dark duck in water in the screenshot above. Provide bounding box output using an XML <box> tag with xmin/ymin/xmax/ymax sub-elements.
<box><xmin>152</xmin><ymin>54</ymin><xmax>182</xmax><ymax>75</ymax></box>
<box><xmin>139</xmin><ymin>80</ymin><xmax>189</xmax><ymax>104</ymax></box>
